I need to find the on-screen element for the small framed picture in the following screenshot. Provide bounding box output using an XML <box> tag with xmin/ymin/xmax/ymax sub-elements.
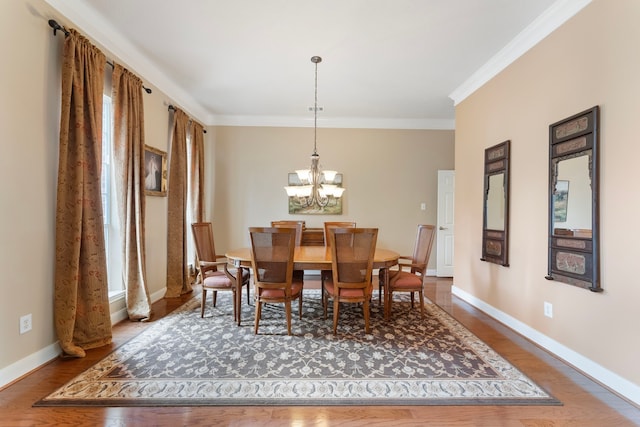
<box><xmin>144</xmin><ymin>145</ymin><xmax>167</xmax><ymax>196</ymax></box>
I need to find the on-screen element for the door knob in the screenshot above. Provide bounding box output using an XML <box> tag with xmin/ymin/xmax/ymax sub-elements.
<box><xmin>439</xmin><ymin>226</ymin><xmax>447</xmax><ymax>230</ymax></box>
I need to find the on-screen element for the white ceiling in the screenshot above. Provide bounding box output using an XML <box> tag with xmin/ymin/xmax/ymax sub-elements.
<box><xmin>47</xmin><ymin>0</ymin><xmax>590</xmax><ymax>128</ymax></box>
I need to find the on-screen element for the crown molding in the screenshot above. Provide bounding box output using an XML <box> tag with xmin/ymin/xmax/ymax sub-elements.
<box><xmin>449</xmin><ymin>0</ymin><xmax>592</xmax><ymax>106</ymax></box>
<box><xmin>43</xmin><ymin>0</ymin><xmax>211</xmax><ymax>123</ymax></box>
<box><xmin>210</xmin><ymin>115</ymin><xmax>455</xmax><ymax>130</ymax></box>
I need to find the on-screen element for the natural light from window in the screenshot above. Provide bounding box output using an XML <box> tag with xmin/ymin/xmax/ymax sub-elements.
<box><xmin>102</xmin><ymin>94</ymin><xmax>124</xmax><ymax>301</ymax></box>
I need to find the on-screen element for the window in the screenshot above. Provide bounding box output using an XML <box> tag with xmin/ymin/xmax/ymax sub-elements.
<box><xmin>102</xmin><ymin>94</ymin><xmax>124</xmax><ymax>300</ymax></box>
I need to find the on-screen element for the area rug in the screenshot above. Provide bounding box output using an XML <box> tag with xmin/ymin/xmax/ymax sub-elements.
<box><xmin>36</xmin><ymin>290</ymin><xmax>560</xmax><ymax>407</ymax></box>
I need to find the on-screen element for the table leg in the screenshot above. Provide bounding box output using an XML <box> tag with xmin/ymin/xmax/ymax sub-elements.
<box><xmin>236</xmin><ymin>266</ymin><xmax>244</xmax><ymax>326</ymax></box>
<box><xmin>382</xmin><ymin>267</ymin><xmax>390</xmax><ymax>320</ymax></box>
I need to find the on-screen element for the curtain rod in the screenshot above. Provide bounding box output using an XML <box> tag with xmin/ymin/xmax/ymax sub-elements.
<box><xmin>168</xmin><ymin>105</ymin><xmax>207</xmax><ymax>133</ymax></box>
<box><xmin>48</xmin><ymin>19</ymin><xmax>152</xmax><ymax>94</ymax></box>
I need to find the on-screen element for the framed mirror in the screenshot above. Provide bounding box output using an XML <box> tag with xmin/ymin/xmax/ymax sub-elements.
<box><xmin>481</xmin><ymin>140</ymin><xmax>510</xmax><ymax>266</ymax></box>
<box><xmin>546</xmin><ymin>106</ymin><xmax>601</xmax><ymax>292</ymax></box>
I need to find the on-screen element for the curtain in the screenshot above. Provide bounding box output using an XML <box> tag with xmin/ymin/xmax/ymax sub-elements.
<box><xmin>189</xmin><ymin>121</ymin><xmax>205</xmax><ymax>223</ymax></box>
<box><xmin>112</xmin><ymin>64</ymin><xmax>152</xmax><ymax>320</ymax></box>
<box><xmin>188</xmin><ymin>121</ymin><xmax>206</xmax><ymax>283</ymax></box>
<box><xmin>165</xmin><ymin>108</ymin><xmax>192</xmax><ymax>297</ymax></box>
<box><xmin>54</xmin><ymin>30</ymin><xmax>111</xmax><ymax>357</ymax></box>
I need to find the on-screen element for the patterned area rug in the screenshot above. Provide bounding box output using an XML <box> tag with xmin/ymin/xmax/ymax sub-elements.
<box><xmin>36</xmin><ymin>290</ymin><xmax>560</xmax><ymax>407</ymax></box>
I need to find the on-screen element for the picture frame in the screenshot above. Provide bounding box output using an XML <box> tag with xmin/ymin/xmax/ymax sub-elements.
<box><xmin>144</xmin><ymin>145</ymin><xmax>167</xmax><ymax>196</ymax></box>
<box><xmin>287</xmin><ymin>173</ymin><xmax>344</xmax><ymax>215</ymax></box>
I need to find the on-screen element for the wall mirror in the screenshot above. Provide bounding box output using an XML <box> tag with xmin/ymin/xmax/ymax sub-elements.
<box><xmin>546</xmin><ymin>106</ymin><xmax>601</xmax><ymax>292</ymax></box>
<box><xmin>481</xmin><ymin>140</ymin><xmax>510</xmax><ymax>266</ymax></box>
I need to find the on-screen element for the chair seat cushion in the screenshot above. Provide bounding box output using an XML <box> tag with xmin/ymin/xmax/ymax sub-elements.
<box><xmin>324</xmin><ymin>280</ymin><xmax>372</xmax><ymax>298</ymax></box>
<box><xmin>390</xmin><ymin>271</ymin><xmax>422</xmax><ymax>290</ymax></box>
<box><xmin>202</xmin><ymin>271</ymin><xmax>233</xmax><ymax>289</ymax></box>
<box><xmin>260</xmin><ymin>281</ymin><xmax>303</xmax><ymax>299</ymax></box>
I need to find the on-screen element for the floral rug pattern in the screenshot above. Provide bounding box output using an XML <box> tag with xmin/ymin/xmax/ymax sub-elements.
<box><xmin>36</xmin><ymin>291</ymin><xmax>560</xmax><ymax>406</ymax></box>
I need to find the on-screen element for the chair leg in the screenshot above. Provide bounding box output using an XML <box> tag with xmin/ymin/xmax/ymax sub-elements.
<box><xmin>213</xmin><ymin>290</ymin><xmax>218</xmax><ymax>307</ymax></box>
<box><xmin>201</xmin><ymin>289</ymin><xmax>207</xmax><ymax>318</ymax></box>
<box><xmin>332</xmin><ymin>299</ymin><xmax>340</xmax><ymax>335</ymax></box>
<box><xmin>246</xmin><ymin>280</ymin><xmax>250</xmax><ymax>305</ymax></box>
<box><xmin>285</xmin><ymin>300</ymin><xmax>292</xmax><ymax>336</ymax></box>
<box><xmin>298</xmin><ymin>293</ymin><xmax>303</xmax><ymax>319</ymax></box>
<box><xmin>363</xmin><ymin>298</ymin><xmax>371</xmax><ymax>334</ymax></box>
<box><xmin>419</xmin><ymin>290</ymin><xmax>425</xmax><ymax>317</ymax></box>
<box><xmin>410</xmin><ymin>291</ymin><xmax>414</xmax><ymax>308</ymax></box>
<box><xmin>229</xmin><ymin>289</ymin><xmax>235</xmax><ymax>323</ymax></box>
<box><xmin>323</xmin><ymin>291</ymin><xmax>328</xmax><ymax>320</ymax></box>
<box><xmin>254</xmin><ymin>301</ymin><xmax>262</xmax><ymax>334</ymax></box>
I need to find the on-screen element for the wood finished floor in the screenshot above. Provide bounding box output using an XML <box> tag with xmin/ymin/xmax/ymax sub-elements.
<box><xmin>1</xmin><ymin>276</ymin><xmax>639</xmax><ymax>426</ymax></box>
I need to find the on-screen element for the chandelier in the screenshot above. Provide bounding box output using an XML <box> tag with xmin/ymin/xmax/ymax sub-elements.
<box><xmin>284</xmin><ymin>56</ymin><xmax>345</xmax><ymax>208</ymax></box>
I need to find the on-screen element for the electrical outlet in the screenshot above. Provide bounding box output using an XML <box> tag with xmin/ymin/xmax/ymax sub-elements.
<box><xmin>20</xmin><ymin>314</ymin><xmax>32</xmax><ymax>334</ymax></box>
<box><xmin>544</xmin><ymin>302</ymin><xmax>553</xmax><ymax>318</ymax></box>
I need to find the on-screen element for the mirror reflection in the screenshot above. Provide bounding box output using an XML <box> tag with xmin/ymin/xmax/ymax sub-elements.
<box><xmin>486</xmin><ymin>173</ymin><xmax>505</xmax><ymax>231</ymax></box>
<box><xmin>552</xmin><ymin>154</ymin><xmax>591</xmax><ymax>237</ymax></box>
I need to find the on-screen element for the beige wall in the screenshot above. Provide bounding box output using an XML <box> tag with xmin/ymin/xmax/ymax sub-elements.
<box><xmin>207</xmin><ymin>126</ymin><xmax>453</xmax><ymax>258</ymax></box>
<box><xmin>454</xmin><ymin>0</ymin><xmax>640</xmax><ymax>388</ymax></box>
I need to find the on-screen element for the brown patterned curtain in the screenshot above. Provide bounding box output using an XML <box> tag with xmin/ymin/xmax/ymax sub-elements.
<box><xmin>54</xmin><ymin>29</ymin><xmax>111</xmax><ymax>357</ymax></box>
<box><xmin>165</xmin><ymin>108</ymin><xmax>192</xmax><ymax>297</ymax></box>
<box><xmin>112</xmin><ymin>64</ymin><xmax>152</xmax><ymax>320</ymax></box>
<box><xmin>189</xmin><ymin>121</ymin><xmax>205</xmax><ymax>223</ymax></box>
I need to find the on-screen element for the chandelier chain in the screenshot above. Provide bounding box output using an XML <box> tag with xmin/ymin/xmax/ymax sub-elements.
<box><xmin>313</xmin><ymin>58</ymin><xmax>318</xmax><ymax>155</ymax></box>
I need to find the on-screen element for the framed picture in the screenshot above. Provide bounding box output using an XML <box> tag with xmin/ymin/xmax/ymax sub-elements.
<box><xmin>144</xmin><ymin>145</ymin><xmax>167</xmax><ymax>196</ymax></box>
<box><xmin>287</xmin><ymin>173</ymin><xmax>344</xmax><ymax>215</ymax></box>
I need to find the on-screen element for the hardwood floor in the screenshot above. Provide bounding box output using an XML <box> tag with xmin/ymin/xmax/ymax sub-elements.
<box><xmin>1</xmin><ymin>276</ymin><xmax>639</xmax><ymax>426</ymax></box>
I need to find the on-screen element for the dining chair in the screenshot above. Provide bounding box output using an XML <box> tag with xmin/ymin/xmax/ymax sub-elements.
<box><xmin>321</xmin><ymin>221</ymin><xmax>356</xmax><ymax>301</ymax></box>
<box><xmin>323</xmin><ymin>227</ymin><xmax>378</xmax><ymax>334</ymax></box>
<box><xmin>249</xmin><ymin>227</ymin><xmax>304</xmax><ymax>335</ymax></box>
<box><xmin>271</xmin><ymin>220</ymin><xmax>305</xmax><ymax>282</ymax></box>
<box><xmin>191</xmin><ymin>222</ymin><xmax>250</xmax><ymax>324</ymax></box>
<box><xmin>323</xmin><ymin>221</ymin><xmax>356</xmax><ymax>246</ymax></box>
<box><xmin>380</xmin><ymin>224</ymin><xmax>435</xmax><ymax>318</ymax></box>
<box><xmin>270</xmin><ymin>220</ymin><xmax>304</xmax><ymax>246</ymax></box>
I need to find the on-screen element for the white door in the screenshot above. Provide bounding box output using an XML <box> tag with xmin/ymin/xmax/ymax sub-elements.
<box><xmin>437</xmin><ymin>170</ymin><xmax>455</xmax><ymax>277</ymax></box>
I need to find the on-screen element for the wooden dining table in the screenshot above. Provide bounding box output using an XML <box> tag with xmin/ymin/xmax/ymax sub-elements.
<box><xmin>225</xmin><ymin>246</ymin><xmax>400</xmax><ymax>321</ymax></box>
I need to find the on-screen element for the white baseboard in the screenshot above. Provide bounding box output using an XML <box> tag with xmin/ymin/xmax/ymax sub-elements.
<box><xmin>452</xmin><ymin>285</ymin><xmax>640</xmax><ymax>407</ymax></box>
<box><xmin>1</xmin><ymin>287</ymin><xmax>173</xmax><ymax>390</ymax></box>
<box><xmin>110</xmin><ymin>287</ymin><xmax>173</xmax><ymax>325</ymax></box>
<box><xmin>0</xmin><ymin>342</ymin><xmax>61</xmax><ymax>390</ymax></box>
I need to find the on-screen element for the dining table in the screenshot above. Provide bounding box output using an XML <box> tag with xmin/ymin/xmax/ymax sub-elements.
<box><xmin>225</xmin><ymin>245</ymin><xmax>400</xmax><ymax>321</ymax></box>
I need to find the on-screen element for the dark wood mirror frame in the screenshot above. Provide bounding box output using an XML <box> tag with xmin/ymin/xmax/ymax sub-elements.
<box><xmin>546</xmin><ymin>106</ymin><xmax>601</xmax><ymax>292</ymax></box>
<box><xmin>481</xmin><ymin>140</ymin><xmax>510</xmax><ymax>266</ymax></box>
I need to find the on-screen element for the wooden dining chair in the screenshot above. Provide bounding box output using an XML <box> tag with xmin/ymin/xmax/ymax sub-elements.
<box><xmin>380</xmin><ymin>224</ymin><xmax>435</xmax><ymax>318</ymax></box>
<box><xmin>323</xmin><ymin>227</ymin><xmax>378</xmax><ymax>334</ymax></box>
<box><xmin>321</xmin><ymin>221</ymin><xmax>356</xmax><ymax>301</ymax></box>
<box><xmin>271</xmin><ymin>220</ymin><xmax>305</xmax><ymax>282</ymax></box>
<box><xmin>271</xmin><ymin>220</ymin><xmax>304</xmax><ymax>246</ymax></box>
<box><xmin>249</xmin><ymin>227</ymin><xmax>304</xmax><ymax>335</ymax></box>
<box><xmin>191</xmin><ymin>222</ymin><xmax>250</xmax><ymax>324</ymax></box>
<box><xmin>323</xmin><ymin>221</ymin><xmax>356</xmax><ymax>246</ymax></box>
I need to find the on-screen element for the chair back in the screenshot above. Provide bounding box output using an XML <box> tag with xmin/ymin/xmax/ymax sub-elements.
<box><xmin>329</xmin><ymin>227</ymin><xmax>378</xmax><ymax>291</ymax></box>
<box><xmin>271</xmin><ymin>220</ymin><xmax>304</xmax><ymax>246</ymax></box>
<box><xmin>192</xmin><ymin>222</ymin><xmax>218</xmax><ymax>271</ymax></box>
<box><xmin>323</xmin><ymin>221</ymin><xmax>356</xmax><ymax>247</ymax></box>
<box><xmin>249</xmin><ymin>227</ymin><xmax>297</xmax><ymax>291</ymax></box>
<box><xmin>411</xmin><ymin>224</ymin><xmax>436</xmax><ymax>273</ymax></box>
